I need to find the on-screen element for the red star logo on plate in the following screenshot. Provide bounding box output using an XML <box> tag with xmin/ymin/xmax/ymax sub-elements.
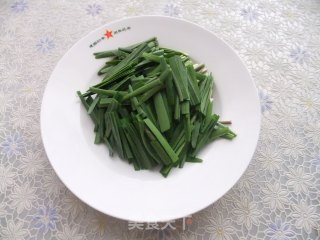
<box><xmin>104</xmin><ymin>30</ymin><xmax>113</xmax><ymax>39</ymax></box>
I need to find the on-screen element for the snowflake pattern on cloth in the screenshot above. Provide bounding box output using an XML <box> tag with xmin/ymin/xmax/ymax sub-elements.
<box><xmin>0</xmin><ymin>0</ymin><xmax>320</xmax><ymax>239</ymax></box>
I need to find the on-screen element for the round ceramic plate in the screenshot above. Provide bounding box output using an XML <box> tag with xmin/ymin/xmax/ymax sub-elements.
<box><xmin>41</xmin><ymin>16</ymin><xmax>260</xmax><ymax>222</ymax></box>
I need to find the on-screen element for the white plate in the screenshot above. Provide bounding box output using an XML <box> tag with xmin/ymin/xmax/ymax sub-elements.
<box><xmin>41</xmin><ymin>16</ymin><xmax>260</xmax><ymax>222</ymax></box>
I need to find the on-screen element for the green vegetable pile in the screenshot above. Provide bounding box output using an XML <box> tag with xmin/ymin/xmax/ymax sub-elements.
<box><xmin>77</xmin><ymin>37</ymin><xmax>236</xmax><ymax>177</ymax></box>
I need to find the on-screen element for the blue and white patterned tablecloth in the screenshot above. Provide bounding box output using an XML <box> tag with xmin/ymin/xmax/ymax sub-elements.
<box><xmin>0</xmin><ymin>0</ymin><xmax>320</xmax><ymax>239</ymax></box>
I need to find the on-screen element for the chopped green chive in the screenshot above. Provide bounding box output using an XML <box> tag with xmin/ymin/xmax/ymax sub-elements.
<box><xmin>77</xmin><ymin>38</ymin><xmax>236</xmax><ymax>177</ymax></box>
